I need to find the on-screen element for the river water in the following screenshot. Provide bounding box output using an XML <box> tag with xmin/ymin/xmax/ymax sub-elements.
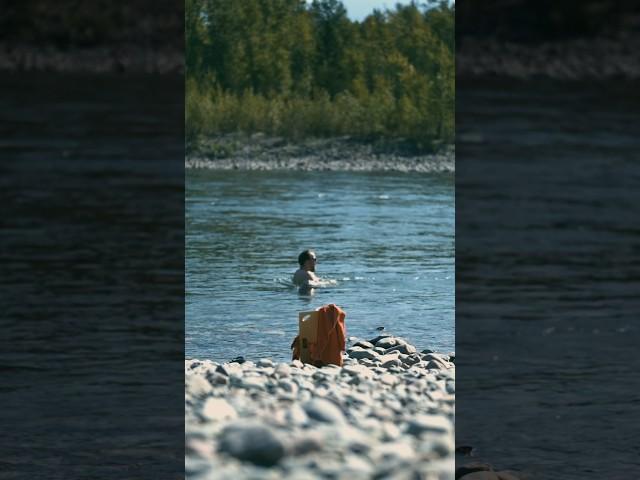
<box><xmin>186</xmin><ymin>170</ymin><xmax>454</xmax><ymax>362</ymax></box>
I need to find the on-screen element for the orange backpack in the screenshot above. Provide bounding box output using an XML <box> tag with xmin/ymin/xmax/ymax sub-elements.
<box><xmin>291</xmin><ymin>304</ymin><xmax>346</xmax><ymax>367</ymax></box>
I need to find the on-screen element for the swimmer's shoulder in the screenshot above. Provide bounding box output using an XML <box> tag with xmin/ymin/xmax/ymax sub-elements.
<box><xmin>292</xmin><ymin>269</ymin><xmax>309</xmax><ymax>286</ymax></box>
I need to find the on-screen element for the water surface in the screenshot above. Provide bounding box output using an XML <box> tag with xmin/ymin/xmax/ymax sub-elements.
<box><xmin>186</xmin><ymin>170</ymin><xmax>454</xmax><ymax>362</ymax></box>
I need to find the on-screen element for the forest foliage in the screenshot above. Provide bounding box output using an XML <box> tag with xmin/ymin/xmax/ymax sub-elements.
<box><xmin>186</xmin><ymin>0</ymin><xmax>454</xmax><ymax>152</ymax></box>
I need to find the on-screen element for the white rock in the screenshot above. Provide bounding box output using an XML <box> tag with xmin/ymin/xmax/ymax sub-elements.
<box><xmin>257</xmin><ymin>358</ymin><xmax>274</xmax><ymax>367</ymax></box>
<box><xmin>376</xmin><ymin>337</ymin><xmax>399</xmax><ymax>349</ymax></box>
<box><xmin>186</xmin><ymin>374</ymin><xmax>212</xmax><ymax>398</ymax></box>
<box><xmin>201</xmin><ymin>397</ymin><xmax>237</xmax><ymax>422</ymax></box>
<box><xmin>379</xmin><ymin>373</ymin><xmax>399</xmax><ymax>386</ymax></box>
<box><xmin>274</xmin><ymin>363</ymin><xmax>291</xmax><ymax>378</ymax></box>
<box><xmin>278</xmin><ymin>379</ymin><xmax>298</xmax><ymax>394</ymax></box>
<box><xmin>406</xmin><ymin>414</ymin><xmax>452</xmax><ymax>436</ymax></box>
<box><xmin>285</xmin><ymin>403</ymin><xmax>309</xmax><ymax>427</ymax></box>
<box><xmin>342</xmin><ymin>364</ymin><xmax>374</xmax><ymax>379</ymax></box>
<box><xmin>303</xmin><ymin>398</ymin><xmax>346</xmax><ymax>424</ymax></box>
<box><xmin>241</xmin><ymin>376</ymin><xmax>267</xmax><ymax>390</ymax></box>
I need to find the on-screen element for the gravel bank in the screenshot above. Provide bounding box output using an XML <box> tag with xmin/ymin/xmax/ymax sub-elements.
<box><xmin>186</xmin><ymin>135</ymin><xmax>455</xmax><ymax>173</ymax></box>
<box><xmin>185</xmin><ymin>333</ymin><xmax>526</xmax><ymax>480</ymax></box>
<box><xmin>186</xmin><ymin>334</ymin><xmax>456</xmax><ymax>479</ymax></box>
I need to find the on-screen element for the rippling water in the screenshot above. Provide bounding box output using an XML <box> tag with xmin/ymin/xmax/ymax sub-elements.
<box><xmin>186</xmin><ymin>170</ymin><xmax>454</xmax><ymax>362</ymax></box>
<box><xmin>456</xmin><ymin>80</ymin><xmax>640</xmax><ymax>479</ymax></box>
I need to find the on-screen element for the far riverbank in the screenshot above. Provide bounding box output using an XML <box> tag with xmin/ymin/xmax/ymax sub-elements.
<box><xmin>186</xmin><ymin>134</ymin><xmax>454</xmax><ymax>173</ymax></box>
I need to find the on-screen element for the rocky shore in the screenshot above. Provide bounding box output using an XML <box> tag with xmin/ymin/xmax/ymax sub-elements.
<box><xmin>185</xmin><ymin>135</ymin><xmax>455</xmax><ymax>173</ymax></box>
<box><xmin>186</xmin><ymin>333</ymin><xmax>520</xmax><ymax>479</ymax></box>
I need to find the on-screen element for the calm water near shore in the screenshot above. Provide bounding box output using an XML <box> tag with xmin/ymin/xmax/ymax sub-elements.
<box><xmin>186</xmin><ymin>170</ymin><xmax>454</xmax><ymax>362</ymax></box>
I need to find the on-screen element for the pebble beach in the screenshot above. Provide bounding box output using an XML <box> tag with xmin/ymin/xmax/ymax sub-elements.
<box><xmin>186</xmin><ymin>333</ymin><xmax>525</xmax><ymax>479</ymax></box>
<box><xmin>186</xmin><ymin>334</ymin><xmax>456</xmax><ymax>480</ymax></box>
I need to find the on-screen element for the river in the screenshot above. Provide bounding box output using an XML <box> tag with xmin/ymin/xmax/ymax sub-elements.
<box><xmin>186</xmin><ymin>169</ymin><xmax>455</xmax><ymax>362</ymax></box>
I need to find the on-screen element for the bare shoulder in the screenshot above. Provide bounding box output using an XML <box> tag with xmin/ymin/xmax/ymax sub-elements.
<box><xmin>292</xmin><ymin>269</ymin><xmax>312</xmax><ymax>286</ymax></box>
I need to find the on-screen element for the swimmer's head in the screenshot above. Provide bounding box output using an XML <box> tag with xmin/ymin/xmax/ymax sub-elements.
<box><xmin>298</xmin><ymin>250</ymin><xmax>317</xmax><ymax>271</ymax></box>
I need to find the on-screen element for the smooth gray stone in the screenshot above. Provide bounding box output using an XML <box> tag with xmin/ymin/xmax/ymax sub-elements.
<box><xmin>403</xmin><ymin>353</ymin><xmax>422</xmax><ymax>366</ymax></box>
<box><xmin>387</xmin><ymin>365</ymin><xmax>405</xmax><ymax>374</ymax></box>
<box><xmin>393</xmin><ymin>337</ymin><xmax>409</xmax><ymax>346</ymax></box>
<box><xmin>200</xmin><ymin>397</ymin><xmax>237</xmax><ymax>422</ymax></box>
<box><xmin>385</xmin><ymin>343</ymin><xmax>417</xmax><ymax>355</ymax></box>
<box><xmin>313</xmin><ymin>368</ymin><xmax>340</xmax><ymax>380</ymax></box>
<box><xmin>381</xmin><ymin>422</ymin><xmax>401</xmax><ymax>441</ymax></box>
<box><xmin>382</xmin><ymin>358</ymin><xmax>402</xmax><ymax>368</ymax></box>
<box><xmin>274</xmin><ymin>363</ymin><xmax>291</xmax><ymax>378</ymax></box>
<box><xmin>406</xmin><ymin>414</ymin><xmax>452</xmax><ymax>436</ymax></box>
<box><xmin>258</xmin><ymin>358</ymin><xmax>274</xmax><ymax>368</ymax></box>
<box><xmin>378</xmin><ymin>350</ymin><xmax>400</xmax><ymax>362</ymax></box>
<box><xmin>186</xmin><ymin>374</ymin><xmax>212</xmax><ymax>398</ymax></box>
<box><xmin>374</xmin><ymin>347</ymin><xmax>386</xmax><ymax>355</ymax></box>
<box><xmin>342</xmin><ymin>364</ymin><xmax>374</xmax><ymax>379</ymax></box>
<box><xmin>422</xmin><ymin>353</ymin><xmax>446</xmax><ymax>362</ymax></box>
<box><xmin>342</xmin><ymin>454</ymin><xmax>374</xmax><ymax>477</ymax></box>
<box><xmin>379</xmin><ymin>373</ymin><xmax>399</xmax><ymax>386</ymax></box>
<box><xmin>368</xmin><ymin>333</ymin><xmax>392</xmax><ymax>345</ymax></box>
<box><xmin>416</xmin><ymin>433</ymin><xmax>454</xmax><ymax>458</ymax></box>
<box><xmin>359</xmin><ymin>358</ymin><xmax>377</xmax><ymax>368</ymax></box>
<box><xmin>426</xmin><ymin>360</ymin><xmax>446</xmax><ymax>370</ymax></box>
<box><xmin>348</xmin><ymin>348</ymin><xmax>380</xmax><ymax>361</ymax></box>
<box><xmin>376</xmin><ymin>337</ymin><xmax>399</xmax><ymax>349</ymax></box>
<box><xmin>185</xmin><ymin>457</ymin><xmax>211</xmax><ymax>477</ymax></box>
<box><xmin>241</xmin><ymin>376</ymin><xmax>267</xmax><ymax>390</ymax></box>
<box><xmin>206</xmin><ymin>371</ymin><xmax>229</xmax><ymax>385</ymax></box>
<box><xmin>303</xmin><ymin>398</ymin><xmax>346</xmax><ymax>424</ymax></box>
<box><xmin>289</xmin><ymin>432</ymin><xmax>323</xmax><ymax>455</ymax></box>
<box><xmin>278</xmin><ymin>379</ymin><xmax>298</xmax><ymax>394</ymax></box>
<box><xmin>446</xmin><ymin>380</ymin><xmax>455</xmax><ymax>394</ymax></box>
<box><xmin>295</xmin><ymin>378</ymin><xmax>315</xmax><ymax>391</ymax></box>
<box><xmin>353</xmin><ymin>340</ymin><xmax>374</xmax><ymax>349</ymax></box>
<box><xmin>218</xmin><ymin>422</ymin><xmax>286</xmax><ymax>466</ymax></box>
<box><xmin>285</xmin><ymin>404</ymin><xmax>309</xmax><ymax>427</ymax></box>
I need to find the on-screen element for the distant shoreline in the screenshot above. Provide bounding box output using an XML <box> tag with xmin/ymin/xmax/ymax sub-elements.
<box><xmin>185</xmin><ymin>134</ymin><xmax>455</xmax><ymax>173</ymax></box>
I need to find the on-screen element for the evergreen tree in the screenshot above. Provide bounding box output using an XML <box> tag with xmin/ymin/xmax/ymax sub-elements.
<box><xmin>186</xmin><ymin>0</ymin><xmax>455</xmax><ymax>150</ymax></box>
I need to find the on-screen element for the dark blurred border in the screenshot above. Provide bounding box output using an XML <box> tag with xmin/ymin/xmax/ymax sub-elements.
<box><xmin>0</xmin><ymin>0</ymin><xmax>183</xmax><ymax>73</ymax></box>
<box><xmin>0</xmin><ymin>1</ymin><xmax>184</xmax><ymax>478</ymax></box>
<box><xmin>456</xmin><ymin>1</ymin><xmax>640</xmax><ymax>479</ymax></box>
<box><xmin>458</xmin><ymin>0</ymin><xmax>640</xmax><ymax>80</ymax></box>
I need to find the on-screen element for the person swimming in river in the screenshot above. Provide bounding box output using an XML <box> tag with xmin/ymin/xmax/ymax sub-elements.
<box><xmin>292</xmin><ymin>250</ymin><xmax>335</xmax><ymax>290</ymax></box>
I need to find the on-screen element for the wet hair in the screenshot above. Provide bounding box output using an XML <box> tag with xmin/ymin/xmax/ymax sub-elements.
<box><xmin>298</xmin><ymin>250</ymin><xmax>315</xmax><ymax>266</ymax></box>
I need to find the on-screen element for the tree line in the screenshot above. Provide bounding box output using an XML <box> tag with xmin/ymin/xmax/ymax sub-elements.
<box><xmin>186</xmin><ymin>0</ymin><xmax>454</xmax><ymax>152</ymax></box>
